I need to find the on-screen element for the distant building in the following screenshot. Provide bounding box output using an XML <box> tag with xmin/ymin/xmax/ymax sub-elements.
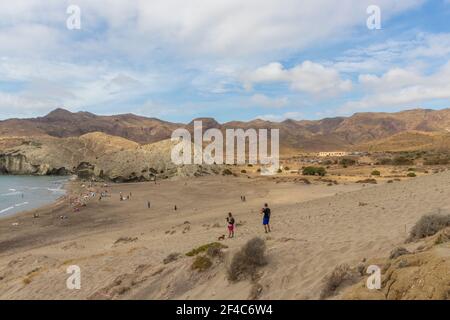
<box><xmin>318</xmin><ymin>151</ymin><xmax>349</xmax><ymax>157</ymax></box>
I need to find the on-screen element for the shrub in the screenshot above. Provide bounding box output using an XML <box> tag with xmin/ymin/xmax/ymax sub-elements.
<box><xmin>303</xmin><ymin>166</ymin><xmax>326</xmax><ymax>177</ymax></box>
<box><xmin>284</xmin><ymin>166</ymin><xmax>290</xmax><ymax>171</ymax></box>
<box><xmin>407</xmin><ymin>213</ymin><xmax>450</xmax><ymax>242</ymax></box>
<box><xmin>320</xmin><ymin>264</ymin><xmax>358</xmax><ymax>299</ymax></box>
<box><xmin>298</xmin><ymin>178</ymin><xmax>311</xmax><ymax>185</ymax></box>
<box><xmin>356</xmin><ymin>178</ymin><xmax>377</xmax><ymax>184</ymax></box>
<box><xmin>393</xmin><ymin>156</ymin><xmax>414</xmax><ymax>166</ymax></box>
<box><xmin>241</xmin><ymin>169</ymin><xmax>247</xmax><ymax>173</ymax></box>
<box><xmin>379</xmin><ymin>158</ymin><xmax>393</xmax><ymax>165</ymax></box>
<box><xmin>371</xmin><ymin>170</ymin><xmax>381</xmax><ymax>176</ymax></box>
<box><xmin>206</xmin><ymin>245</ymin><xmax>224</xmax><ymax>258</ymax></box>
<box><xmin>407</xmin><ymin>172</ymin><xmax>416</xmax><ymax>177</ymax></box>
<box><xmin>186</xmin><ymin>242</ymin><xmax>228</xmax><ymax>257</ymax></box>
<box><xmin>277</xmin><ymin>168</ymin><xmax>282</xmax><ymax>173</ymax></box>
<box><xmin>191</xmin><ymin>256</ymin><xmax>212</xmax><ymax>272</ymax></box>
<box><xmin>339</xmin><ymin>158</ymin><xmax>356</xmax><ymax>166</ymax></box>
<box><xmin>389</xmin><ymin>247</ymin><xmax>410</xmax><ymax>260</ymax></box>
<box><xmin>227</xmin><ymin>237</ymin><xmax>267</xmax><ymax>282</ymax></box>
<box><xmin>222</xmin><ymin>169</ymin><xmax>233</xmax><ymax>175</ymax></box>
<box><xmin>163</xmin><ymin>252</ymin><xmax>181</xmax><ymax>264</ymax></box>
<box><xmin>423</xmin><ymin>157</ymin><xmax>450</xmax><ymax>165</ymax></box>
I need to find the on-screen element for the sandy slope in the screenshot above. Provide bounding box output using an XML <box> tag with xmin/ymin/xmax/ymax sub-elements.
<box><xmin>0</xmin><ymin>172</ymin><xmax>448</xmax><ymax>300</ymax></box>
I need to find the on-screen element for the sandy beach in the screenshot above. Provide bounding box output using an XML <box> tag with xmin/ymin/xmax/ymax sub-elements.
<box><xmin>0</xmin><ymin>171</ymin><xmax>448</xmax><ymax>300</ymax></box>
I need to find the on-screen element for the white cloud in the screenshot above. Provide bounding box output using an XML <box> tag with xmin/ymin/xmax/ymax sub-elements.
<box><xmin>0</xmin><ymin>0</ymin><xmax>424</xmax><ymax>58</ymax></box>
<box><xmin>242</xmin><ymin>61</ymin><xmax>352</xmax><ymax>95</ymax></box>
<box><xmin>250</xmin><ymin>93</ymin><xmax>289</xmax><ymax>108</ymax></box>
<box><xmin>0</xmin><ymin>0</ymin><xmax>429</xmax><ymax>118</ymax></box>
<box><xmin>332</xmin><ymin>33</ymin><xmax>450</xmax><ymax>74</ymax></box>
<box><xmin>255</xmin><ymin>111</ymin><xmax>303</xmax><ymax>122</ymax></box>
<box><xmin>339</xmin><ymin>61</ymin><xmax>450</xmax><ymax>114</ymax></box>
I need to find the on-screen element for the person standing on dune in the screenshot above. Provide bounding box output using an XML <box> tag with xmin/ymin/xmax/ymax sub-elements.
<box><xmin>226</xmin><ymin>212</ymin><xmax>235</xmax><ymax>238</ymax></box>
<box><xmin>261</xmin><ymin>203</ymin><xmax>271</xmax><ymax>233</ymax></box>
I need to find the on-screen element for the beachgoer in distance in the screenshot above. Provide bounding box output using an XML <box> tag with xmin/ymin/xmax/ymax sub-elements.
<box><xmin>260</xmin><ymin>203</ymin><xmax>271</xmax><ymax>233</ymax></box>
<box><xmin>226</xmin><ymin>212</ymin><xmax>235</xmax><ymax>238</ymax></box>
<box><xmin>147</xmin><ymin>201</ymin><xmax>151</xmax><ymax>209</ymax></box>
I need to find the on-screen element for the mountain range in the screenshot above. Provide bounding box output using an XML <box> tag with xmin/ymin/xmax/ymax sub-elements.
<box><xmin>2</xmin><ymin>107</ymin><xmax>450</xmax><ymax>152</ymax></box>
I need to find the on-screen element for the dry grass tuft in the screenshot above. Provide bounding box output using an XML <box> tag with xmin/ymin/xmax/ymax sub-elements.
<box><xmin>227</xmin><ymin>237</ymin><xmax>267</xmax><ymax>282</ymax></box>
<box><xmin>320</xmin><ymin>264</ymin><xmax>359</xmax><ymax>299</ymax></box>
<box><xmin>407</xmin><ymin>213</ymin><xmax>450</xmax><ymax>242</ymax></box>
<box><xmin>163</xmin><ymin>253</ymin><xmax>181</xmax><ymax>264</ymax></box>
<box><xmin>389</xmin><ymin>247</ymin><xmax>410</xmax><ymax>260</ymax></box>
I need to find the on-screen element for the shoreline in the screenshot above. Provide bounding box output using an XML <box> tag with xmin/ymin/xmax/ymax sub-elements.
<box><xmin>0</xmin><ymin>176</ymin><xmax>73</xmax><ymax>221</ymax></box>
<box><xmin>0</xmin><ymin>172</ymin><xmax>448</xmax><ymax>299</ymax></box>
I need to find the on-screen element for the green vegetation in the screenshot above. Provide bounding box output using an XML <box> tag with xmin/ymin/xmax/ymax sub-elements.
<box><xmin>302</xmin><ymin>166</ymin><xmax>326</xmax><ymax>177</ymax></box>
<box><xmin>339</xmin><ymin>158</ymin><xmax>356</xmax><ymax>167</ymax></box>
<box><xmin>393</xmin><ymin>156</ymin><xmax>414</xmax><ymax>166</ymax></box>
<box><xmin>356</xmin><ymin>178</ymin><xmax>377</xmax><ymax>184</ymax></box>
<box><xmin>407</xmin><ymin>172</ymin><xmax>416</xmax><ymax>177</ymax></box>
<box><xmin>191</xmin><ymin>256</ymin><xmax>213</xmax><ymax>272</ymax></box>
<box><xmin>186</xmin><ymin>242</ymin><xmax>228</xmax><ymax>257</ymax></box>
<box><xmin>222</xmin><ymin>169</ymin><xmax>233</xmax><ymax>175</ymax></box>
<box><xmin>423</xmin><ymin>157</ymin><xmax>450</xmax><ymax>165</ymax></box>
<box><xmin>371</xmin><ymin>170</ymin><xmax>381</xmax><ymax>176</ymax></box>
<box><xmin>378</xmin><ymin>158</ymin><xmax>393</xmax><ymax>165</ymax></box>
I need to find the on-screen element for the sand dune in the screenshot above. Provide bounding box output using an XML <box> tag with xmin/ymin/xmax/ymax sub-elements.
<box><xmin>0</xmin><ymin>171</ymin><xmax>449</xmax><ymax>299</ymax></box>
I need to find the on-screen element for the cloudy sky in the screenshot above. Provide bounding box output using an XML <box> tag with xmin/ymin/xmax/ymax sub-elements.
<box><xmin>0</xmin><ymin>0</ymin><xmax>450</xmax><ymax>122</ymax></box>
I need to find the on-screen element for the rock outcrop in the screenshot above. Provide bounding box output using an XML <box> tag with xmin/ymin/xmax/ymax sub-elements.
<box><xmin>0</xmin><ymin>133</ymin><xmax>221</xmax><ymax>182</ymax></box>
<box><xmin>340</xmin><ymin>227</ymin><xmax>449</xmax><ymax>300</ymax></box>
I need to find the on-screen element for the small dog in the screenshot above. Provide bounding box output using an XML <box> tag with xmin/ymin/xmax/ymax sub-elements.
<box><xmin>218</xmin><ymin>234</ymin><xmax>225</xmax><ymax>241</ymax></box>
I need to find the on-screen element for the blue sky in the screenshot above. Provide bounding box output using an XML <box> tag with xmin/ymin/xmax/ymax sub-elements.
<box><xmin>0</xmin><ymin>0</ymin><xmax>450</xmax><ymax>123</ymax></box>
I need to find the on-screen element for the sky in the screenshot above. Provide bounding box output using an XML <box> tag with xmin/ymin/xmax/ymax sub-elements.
<box><xmin>0</xmin><ymin>0</ymin><xmax>450</xmax><ymax>123</ymax></box>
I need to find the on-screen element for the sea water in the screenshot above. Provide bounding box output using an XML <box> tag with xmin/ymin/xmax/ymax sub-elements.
<box><xmin>0</xmin><ymin>176</ymin><xmax>67</xmax><ymax>217</ymax></box>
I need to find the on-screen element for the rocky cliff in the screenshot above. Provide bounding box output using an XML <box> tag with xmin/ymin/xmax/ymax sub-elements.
<box><xmin>0</xmin><ymin>133</ymin><xmax>221</xmax><ymax>182</ymax></box>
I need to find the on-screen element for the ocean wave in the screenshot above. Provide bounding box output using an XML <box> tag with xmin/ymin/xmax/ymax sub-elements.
<box><xmin>1</xmin><ymin>191</ymin><xmax>21</xmax><ymax>196</ymax></box>
<box><xmin>15</xmin><ymin>202</ymin><xmax>29</xmax><ymax>207</ymax></box>
<box><xmin>0</xmin><ymin>206</ymin><xmax>14</xmax><ymax>214</ymax></box>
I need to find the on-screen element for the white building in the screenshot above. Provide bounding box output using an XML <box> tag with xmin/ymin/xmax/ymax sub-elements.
<box><xmin>318</xmin><ymin>151</ymin><xmax>349</xmax><ymax>157</ymax></box>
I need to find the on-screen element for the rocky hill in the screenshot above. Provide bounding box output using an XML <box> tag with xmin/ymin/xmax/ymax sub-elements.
<box><xmin>0</xmin><ymin>133</ymin><xmax>221</xmax><ymax>181</ymax></box>
<box><xmin>2</xmin><ymin>107</ymin><xmax>450</xmax><ymax>180</ymax></box>
<box><xmin>2</xmin><ymin>108</ymin><xmax>450</xmax><ymax>152</ymax></box>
